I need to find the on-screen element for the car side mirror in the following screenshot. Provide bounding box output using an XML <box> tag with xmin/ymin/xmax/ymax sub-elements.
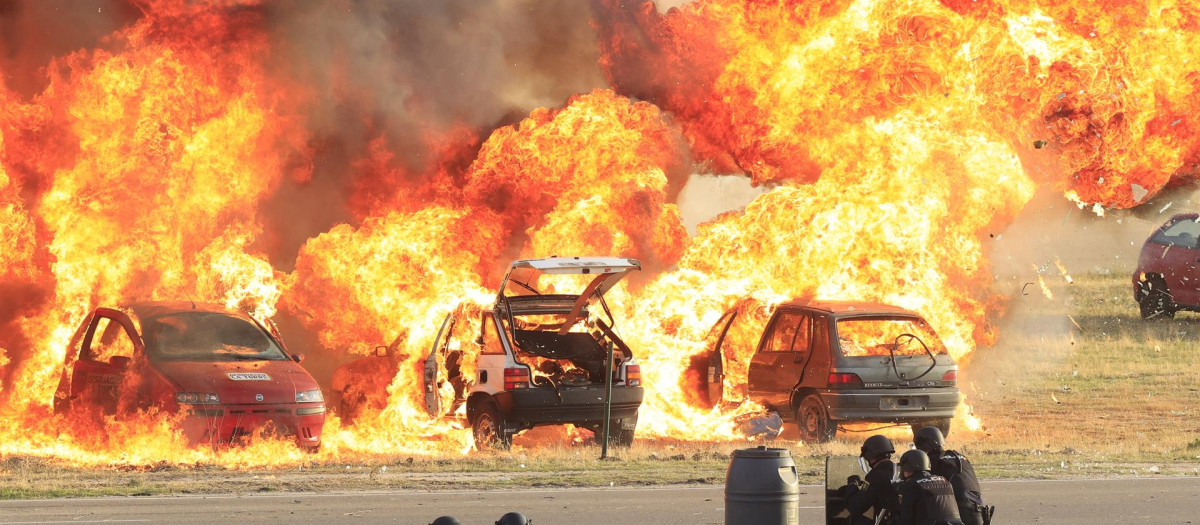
<box><xmin>474</xmin><ymin>336</ymin><xmax>484</xmax><ymax>346</ymax></box>
<box><xmin>109</xmin><ymin>356</ymin><xmax>132</xmax><ymax>369</ymax></box>
<box><xmin>290</xmin><ymin>353</ymin><xmax>305</xmax><ymax>364</ymax></box>
<box><xmin>374</xmin><ymin>345</ymin><xmax>388</xmax><ymax>358</ymax></box>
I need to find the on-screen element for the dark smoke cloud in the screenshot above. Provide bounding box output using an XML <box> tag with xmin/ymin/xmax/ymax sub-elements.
<box><xmin>0</xmin><ymin>0</ymin><xmax>140</xmax><ymax>98</ymax></box>
<box><xmin>0</xmin><ymin>0</ymin><xmax>617</xmax><ymax>392</ymax></box>
<box><xmin>255</xmin><ymin>0</ymin><xmax>610</xmax><ymax>268</ymax></box>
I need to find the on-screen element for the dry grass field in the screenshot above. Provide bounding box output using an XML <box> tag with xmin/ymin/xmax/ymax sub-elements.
<box><xmin>3</xmin><ymin>271</ymin><xmax>1199</xmax><ymax>499</ymax></box>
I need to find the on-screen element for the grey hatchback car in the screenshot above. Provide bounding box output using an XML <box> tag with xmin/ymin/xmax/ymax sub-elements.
<box><xmin>691</xmin><ymin>299</ymin><xmax>961</xmax><ymax>442</ymax></box>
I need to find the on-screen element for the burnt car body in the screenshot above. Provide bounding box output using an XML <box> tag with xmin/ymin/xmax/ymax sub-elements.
<box><xmin>432</xmin><ymin>257</ymin><xmax>645</xmax><ymax>448</ymax></box>
<box><xmin>697</xmin><ymin>299</ymin><xmax>960</xmax><ymax>442</ymax></box>
<box><xmin>53</xmin><ymin>301</ymin><xmax>326</xmax><ymax>450</ymax></box>
<box><xmin>1134</xmin><ymin>213</ymin><xmax>1200</xmax><ymax>319</ymax></box>
<box><xmin>330</xmin><ymin>339</ymin><xmax>400</xmax><ymax>424</ymax></box>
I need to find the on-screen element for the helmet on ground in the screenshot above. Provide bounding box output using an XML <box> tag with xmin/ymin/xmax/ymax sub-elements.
<box><xmin>430</xmin><ymin>518</ymin><xmax>462</xmax><ymax>525</ymax></box>
<box><xmin>496</xmin><ymin>512</ymin><xmax>531</xmax><ymax>525</ymax></box>
<box><xmin>899</xmin><ymin>449</ymin><xmax>932</xmax><ymax>473</ymax></box>
<box><xmin>860</xmin><ymin>435</ymin><xmax>895</xmax><ymax>459</ymax></box>
<box><xmin>913</xmin><ymin>426</ymin><xmax>946</xmax><ymax>452</ymax></box>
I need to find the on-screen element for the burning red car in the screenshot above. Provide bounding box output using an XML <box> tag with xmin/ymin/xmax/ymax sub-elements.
<box><xmin>1134</xmin><ymin>213</ymin><xmax>1200</xmax><ymax>319</ymax></box>
<box><xmin>53</xmin><ymin>301</ymin><xmax>326</xmax><ymax>450</ymax></box>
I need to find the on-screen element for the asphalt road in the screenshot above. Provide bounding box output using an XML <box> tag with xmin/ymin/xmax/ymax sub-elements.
<box><xmin>1</xmin><ymin>477</ymin><xmax>1197</xmax><ymax>525</ymax></box>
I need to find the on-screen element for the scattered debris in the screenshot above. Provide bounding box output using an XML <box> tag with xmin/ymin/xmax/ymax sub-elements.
<box><xmin>1131</xmin><ymin>183</ymin><xmax>1148</xmax><ymax>202</ymax></box>
<box><xmin>1054</xmin><ymin>259</ymin><xmax>1074</xmax><ymax>284</ymax></box>
<box><xmin>738</xmin><ymin>411</ymin><xmax>784</xmax><ymax>439</ymax></box>
<box><xmin>1067</xmin><ymin>314</ymin><xmax>1082</xmax><ymax>330</ymax></box>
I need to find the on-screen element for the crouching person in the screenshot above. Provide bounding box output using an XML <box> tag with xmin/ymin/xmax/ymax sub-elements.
<box><xmin>896</xmin><ymin>450</ymin><xmax>963</xmax><ymax>525</ymax></box>
<box><xmin>914</xmin><ymin>426</ymin><xmax>993</xmax><ymax>525</ymax></box>
<box><xmin>844</xmin><ymin>435</ymin><xmax>901</xmax><ymax>525</ymax></box>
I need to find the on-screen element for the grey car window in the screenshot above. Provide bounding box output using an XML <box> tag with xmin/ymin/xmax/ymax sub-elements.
<box><xmin>790</xmin><ymin>315</ymin><xmax>812</xmax><ymax>357</ymax></box>
<box><xmin>767</xmin><ymin>312</ymin><xmax>810</xmax><ymax>353</ymax></box>
<box><xmin>836</xmin><ymin>317</ymin><xmax>948</xmax><ymax>357</ymax></box>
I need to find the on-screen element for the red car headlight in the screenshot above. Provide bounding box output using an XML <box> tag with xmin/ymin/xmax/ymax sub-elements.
<box><xmin>176</xmin><ymin>392</ymin><xmax>220</xmax><ymax>404</ymax></box>
<box><xmin>295</xmin><ymin>389</ymin><xmax>324</xmax><ymax>403</ymax></box>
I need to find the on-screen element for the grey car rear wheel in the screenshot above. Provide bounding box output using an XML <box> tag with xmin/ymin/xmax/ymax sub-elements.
<box><xmin>796</xmin><ymin>394</ymin><xmax>836</xmax><ymax>443</ymax></box>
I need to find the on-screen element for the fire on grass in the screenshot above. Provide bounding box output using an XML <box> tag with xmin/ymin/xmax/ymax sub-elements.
<box><xmin>1</xmin><ymin>0</ymin><xmax>1199</xmax><ymax>467</ymax></box>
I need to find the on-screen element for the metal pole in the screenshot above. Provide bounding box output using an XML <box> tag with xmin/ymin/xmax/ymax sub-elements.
<box><xmin>600</xmin><ymin>340</ymin><xmax>614</xmax><ymax>459</ymax></box>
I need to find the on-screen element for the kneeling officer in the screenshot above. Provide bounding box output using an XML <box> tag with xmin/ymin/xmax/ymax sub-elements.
<box><xmin>914</xmin><ymin>426</ymin><xmax>992</xmax><ymax>525</ymax></box>
<box><xmin>843</xmin><ymin>435</ymin><xmax>900</xmax><ymax>524</ymax></box>
<box><xmin>896</xmin><ymin>450</ymin><xmax>963</xmax><ymax>525</ymax></box>
<box><xmin>916</xmin><ymin>426</ymin><xmax>993</xmax><ymax>525</ymax></box>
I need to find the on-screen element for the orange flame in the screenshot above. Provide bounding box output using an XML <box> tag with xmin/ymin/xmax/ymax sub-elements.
<box><xmin>0</xmin><ymin>0</ymin><xmax>1198</xmax><ymax>466</ymax></box>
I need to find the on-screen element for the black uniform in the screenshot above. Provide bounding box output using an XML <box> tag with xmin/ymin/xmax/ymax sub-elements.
<box><xmin>846</xmin><ymin>460</ymin><xmax>900</xmax><ymax>525</ymax></box>
<box><xmin>896</xmin><ymin>471</ymin><xmax>963</xmax><ymax>525</ymax></box>
<box><xmin>929</xmin><ymin>450</ymin><xmax>986</xmax><ymax>525</ymax></box>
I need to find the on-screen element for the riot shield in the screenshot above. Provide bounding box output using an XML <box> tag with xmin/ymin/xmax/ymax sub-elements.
<box><xmin>825</xmin><ymin>455</ymin><xmax>874</xmax><ymax>525</ymax></box>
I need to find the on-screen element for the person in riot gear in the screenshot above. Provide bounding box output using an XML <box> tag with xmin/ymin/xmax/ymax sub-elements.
<box><xmin>843</xmin><ymin>434</ymin><xmax>901</xmax><ymax>525</ymax></box>
<box><xmin>914</xmin><ymin>426</ymin><xmax>993</xmax><ymax>525</ymax></box>
<box><xmin>896</xmin><ymin>450</ymin><xmax>964</xmax><ymax>525</ymax></box>
<box><xmin>496</xmin><ymin>512</ymin><xmax>532</xmax><ymax>525</ymax></box>
<box><xmin>429</xmin><ymin>518</ymin><xmax>462</xmax><ymax>525</ymax></box>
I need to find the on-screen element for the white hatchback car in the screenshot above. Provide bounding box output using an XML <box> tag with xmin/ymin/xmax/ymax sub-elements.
<box><xmin>423</xmin><ymin>257</ymin><xmax>645</xmax><ymax>448</ymax></box>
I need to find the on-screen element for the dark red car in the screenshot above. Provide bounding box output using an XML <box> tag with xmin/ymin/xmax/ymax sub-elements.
<box><xmin>1134</xmin><ymin>213</ymin><xmax>1200</xmax><ymax>319</ymax></box>
<box><xmin>53</xmin><ymin>301</ymin><xmax>326</xmax><ymax>450</ymax></box>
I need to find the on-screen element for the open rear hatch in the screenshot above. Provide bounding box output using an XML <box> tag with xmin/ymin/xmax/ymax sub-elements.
<box><xmin>498</xmin><ymin>257</ymin><xmax>641</xmax><ymax>389</ymax></box>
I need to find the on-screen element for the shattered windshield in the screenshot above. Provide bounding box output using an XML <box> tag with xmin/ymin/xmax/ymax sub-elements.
<box><xmin>142</xmin><ymin>312</ymin><xmax>289</xmax><ymax>362</ymax></box>
<box><xmin>835</xmin><ymin>317</ymin><xmax>948</xmax><ymax>357</ymax></box>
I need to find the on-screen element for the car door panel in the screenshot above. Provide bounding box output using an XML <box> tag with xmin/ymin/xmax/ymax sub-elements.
<box><xmin>70</xmin><ymin>310</ymin><xmax>142</xmax><ymax>415</ymax></box>
<box><xmin>749</xmin><ymin>311</ymin><xmax>808</xmax><ymax>411</ymax></box>
<box><xmin>424</xmin><ymin>313</ymin><xmax>454</xmax><ymax>416</ymax></box>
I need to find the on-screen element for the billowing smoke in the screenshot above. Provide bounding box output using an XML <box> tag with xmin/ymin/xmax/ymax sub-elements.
<box><xmin>0</xmin><ymin>0</ymin><xmax>616</xmax><ymax>397</ymax></box>
<box><xmin>256</xmin><ymin>0</ymin><xmax>610</xmax><ymax>266</ymax></box>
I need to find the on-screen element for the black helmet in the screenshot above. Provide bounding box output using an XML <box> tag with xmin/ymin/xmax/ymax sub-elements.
<box><xmin>913</xmin><ymin>426</ymin><xmax>946</xmax><ymax>452</ymax></box>
<box><xmin>860</xmin><ymin>435</ymin><xmax>895</xmax><ymax>459</ymax></box>
<box><xmin>430</xmin><ymin>518</ymin><xmax>462</xmax><ymax>525</ymax></box>
<box><xmin>899</xmin><ymin>449</ymin><xmax>931</xmax><ymax>473</ymax></box>
<box><xmin>496</xmin><ymin>512</ymin><xmax>531</xmax><ymax>525</ymax></box>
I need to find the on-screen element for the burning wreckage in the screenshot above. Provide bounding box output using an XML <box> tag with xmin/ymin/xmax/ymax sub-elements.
<box><xmin>692</xmin><ymin>299</ymin><xmax>960</xmax><ymax>442</ymax></box>
<box><xmin>11</xmin><ymin>0</ymin><xmax>1200</xmax><ymax>466</ymax></box>
<box><xmin>335</xmin><ymin>257</ymin><xmax>645</xmax><ymax>448</ymax></box>
<box><xmin>45</xmin><ymin>257</ymin><xmax>961</xmax><ymax>454</ymax></box>
<box><xmin>54</xmin><ymin>302</ymin><xmax>326</xmax><ymax>451</ymax></box>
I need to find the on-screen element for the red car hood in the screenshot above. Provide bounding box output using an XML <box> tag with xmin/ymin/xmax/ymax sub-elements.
<box><xmin>154</xmin><ymin>359</ymin><xmax>319</xmax><ymax>405</ymax></box>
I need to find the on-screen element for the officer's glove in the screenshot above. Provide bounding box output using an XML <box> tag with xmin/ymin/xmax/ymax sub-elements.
<box><xmin>838</xmin><ymin>475</ymin><xmax>867</xmax><ymax>498</ymax></box>
<box><xmin>837</xmin><ymin>477</ymin><xmax>859</xmax><ymax>498</ymax></box>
